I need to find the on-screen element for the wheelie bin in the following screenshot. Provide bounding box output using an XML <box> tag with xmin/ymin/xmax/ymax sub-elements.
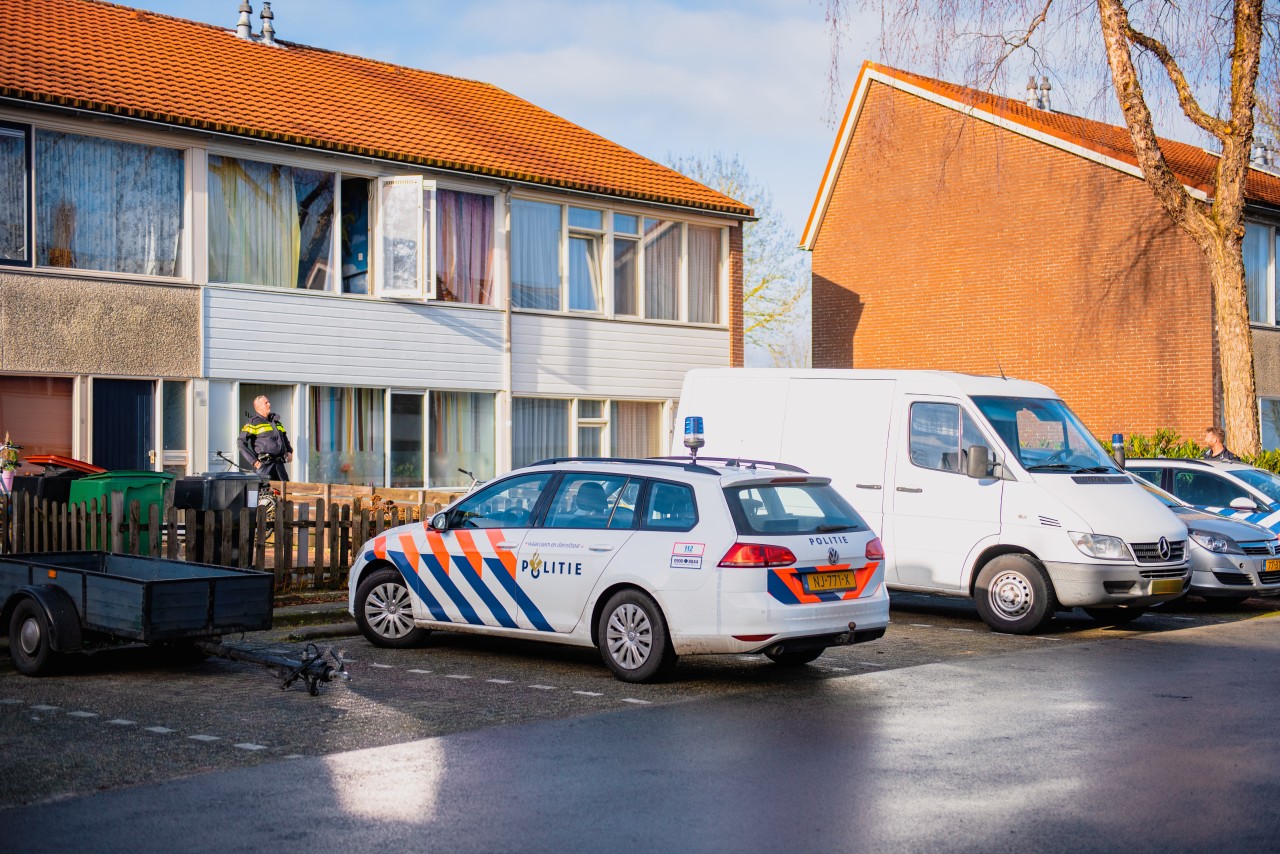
<box><xmin>172</xmin><ymin>472</ymin><xmax>264</xmax><ymax>564</ymax></box>
<box><xmin>69</xmin><ymin>470</ymin><xmax>175</xmax><ymax>553</ymax></box>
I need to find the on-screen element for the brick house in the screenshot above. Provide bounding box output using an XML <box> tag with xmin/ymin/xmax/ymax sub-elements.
<box><xmin>803</xmin><ymin>61</ymin><xmax>1280</xmax><ymax>447</ymax></box>
<box><xmin>0</xmin><ymin>0</ymin><xmax>749</xmax><ymax>486</ymax></box>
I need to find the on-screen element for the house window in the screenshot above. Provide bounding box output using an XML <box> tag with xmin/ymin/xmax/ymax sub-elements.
<box><xmin>430</xmin><ymin>391</ymin><xmax>496</xmax><ymax>487</ymax></box>
<box><xmin>390</xmin><ymin>392</ymin><xmax>425</xmax><ymax>488</ymax></box>
<box><xmin>577</xmin><ymin>399</ymin><xmax>607</xmax><ymax>455</ymax></box>
<box><xmin>340</xmin><ymin>177</ymin><xmax>370</xmax><ymax>295</ymax></box>
<box><xmin>513</xmin><ymin>397</ymin><xmax>667</xmax><ymax>467</ymax></box>
<box><xmin>0</xmin><ymin>124</ymin><xmax>30</xmax><ymax>265</ymax></box>
<box><xmin>511</xmin><ymin>199</ymin><xmax>561</xmax><ymax>309</ymax></box>
<box><xmin>512</xmin><ymin>397</ymin><xmax>570</xmax><ymax>469</ymax></box>
<box><xmin>644</xmin><ymin>218</ymin><xmax>681</xmax><ymax>320</ymax></box>
<box><xmin>36</xmin><ymin>130</ymin><xmax>184</xmax><ymax>276</ymax></box>
<box><xmin>161</xmin><ymin>380</ymin><xmax>189</xmax><ymax>477</ymax></box>
<box><xmin>688</xmin><ymin>224</ymin><xmax>722</xmax><ymax>323</ymax></box>
<box><xmin>436</xmin><ymin>189</ymin><xmax>496</xmax><ymax>305</ymax></box>
<box><xmin>1261</xmin><ymin>398</ymin><xmax>1280</xmax><ymax>450</ymax></box>
<box><xmin>209</xmin><ymin>155</ymin><xmax>334</xmax><ymax>289</ymax></box>
<box><xmin>0</xmin><ymin>376</ymin><xmax>74</xmax><ymax>465</ymax></box>
<box><xmin>610</xmin><ymin>401</ymin><xmax>664</xmax><ymax>457</ymax></box>
<box><xmin>568</xmin><ymin>207</ymin><xmax>604</xmax><ymax>312</ymax></box>
<box><xmin>309</xmin><ymin>386</ymin><xmax>385</xmax><ymax>485</ymax></box>
<box><xmin>1244</xmin><ymin>222</ymin><xmax>1275</xmax><ymax>324</ymax></box>
<box><xmin>613</xmin><ymin>213</ymin><xmax>639</xmax><ymax>316</ymax></box>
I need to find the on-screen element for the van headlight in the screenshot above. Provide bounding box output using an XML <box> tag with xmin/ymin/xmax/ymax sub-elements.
<box><xmin>1069</xmin><ymin>532</ymin><xmax>1131</xmax><ymax>561</ymax></box>
<box><xmin>1189</xmin><ymin>529</ymin><xmax>1243</xmax><ymax>555</ymax></box>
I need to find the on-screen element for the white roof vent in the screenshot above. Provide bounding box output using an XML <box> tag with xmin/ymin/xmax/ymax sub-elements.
<box><xmin>236</xmin><ymin>1</ymin><xmax>253</xmax><ymax>40</ymax></box>
<box><xmin>1025</xmin><ymin>76</ymin><xmax>1053</xmax><ymax>112</ymax></box>
<box><xmin>260</xmin><ymin>2</ymin><xmax>276</xmax><ymax>46</ymax></box>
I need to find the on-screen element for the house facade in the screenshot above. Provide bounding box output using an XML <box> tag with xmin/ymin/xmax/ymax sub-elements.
<box><xmin>803</xmin><ymin>61</ymin><xmax>1280</xmax><ymax>447</ymax></box>
<box><xmin>0</xmin><ymin>0</ymin><xmax>749</xmax><ymax>487</ymax></box>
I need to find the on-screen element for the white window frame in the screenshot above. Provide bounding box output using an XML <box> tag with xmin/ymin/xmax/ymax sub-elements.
<box><xmin>432</xmin><ymin>181</ymin><xmax>503</xmax><ymax>308</ymax></box>
<box><xmin>566</xmin><ymin>206</ymin><xmax>606</xmax><ymax>314</ymax></box>
<box><xmin>374</xmin><ymin>176</ymin><xmax>437</xmax><ymax>300</ymax></box>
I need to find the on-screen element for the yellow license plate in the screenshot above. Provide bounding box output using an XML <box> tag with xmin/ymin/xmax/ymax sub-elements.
<box><xmin>1267</xmin><ymin>559</ymin><xmax>1280</xmax><ymax>573</ymax></box>
<box><xmin>1150</xmin><ymin>578</ymin><xmax>1184</xmax><ymax>595</ymax></box>
<box><xmin>803</xmin><ymin>570</ymin><xmax>857</xmax><ymax>593</ymax></box>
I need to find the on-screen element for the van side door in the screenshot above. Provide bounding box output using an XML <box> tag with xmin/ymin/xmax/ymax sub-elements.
<box><xmin>887</xmin><ymin>398</ymin><xmax>1002</xmax><ymax>591</ymax></box>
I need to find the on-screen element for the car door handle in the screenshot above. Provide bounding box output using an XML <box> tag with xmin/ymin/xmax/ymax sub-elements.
<box><xmin>589</xmin><ymin>545</ymin><xmax>615</xmax><ymax>552</ymax></box>
<box><xmin>896</xmin><ymin>486</ymin><xmax>923</xmax><ymax>493</ymax></box>
<box><xmin>856</xmin><ymin>483</ymin><xmax>882</xmax><ymax>490</ymax></box>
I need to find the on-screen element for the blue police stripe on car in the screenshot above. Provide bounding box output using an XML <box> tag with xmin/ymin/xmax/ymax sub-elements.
<box><xmin>449</xmin><ymin>554</ymin><xmax>519</xmax><ymax>628</ymax></box>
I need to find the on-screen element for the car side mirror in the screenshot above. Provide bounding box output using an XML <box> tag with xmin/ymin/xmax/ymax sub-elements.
<box><xmin>430</xmin><ymin>512</ymin><xmax>449</xmax><ymax>531</ymax></box>
<box><xmin>1229</xmin><ymin>497</ymin><xmax>1259</xmax><ymax>512</ymax></box>
<box><xmin>966</xmin><ymin>445</ymin><xmax>991</xmax><ymax>479</ymax></box>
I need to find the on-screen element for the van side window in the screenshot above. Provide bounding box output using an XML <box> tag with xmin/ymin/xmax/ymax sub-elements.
<box><xmin>909</xmin><ymin>403</ymin><xmax>993</xmax><ymax>474</ymax></box>
<box><xmin>643</xmin><ymin>481</ymin><xmax>698</xmax><ymax>531</ymax></box>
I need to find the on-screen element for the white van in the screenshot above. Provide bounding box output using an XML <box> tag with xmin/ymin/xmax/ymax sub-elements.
<box><xmin>674</xmin><ymin>369</ymin><xmax>1191</xmax><ymax>633</ymax></box>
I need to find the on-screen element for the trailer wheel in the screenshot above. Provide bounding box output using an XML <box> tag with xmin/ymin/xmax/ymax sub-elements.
<box><xmin>356</xmin><ymin>568</ymin><xmax>431</xmax><ymax>648</ymax></box>
<box><xmin>9</xmin><ymin>599</ymin><xmax>57</xmax><ymax>676</ymax></box>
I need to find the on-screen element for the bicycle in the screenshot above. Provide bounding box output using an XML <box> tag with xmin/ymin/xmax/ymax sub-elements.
<box><xmin>458</xmin><ymin>468</ymin><xmax>485</xmax><ymax>493</ymax></box>
<box><xmin>215</xmin><ymin>450</ymin><xmax>280</xmax><ymax>544</ymax></box>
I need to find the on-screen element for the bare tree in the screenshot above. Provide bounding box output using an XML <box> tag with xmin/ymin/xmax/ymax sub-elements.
<box><xmin>823</xmin><ymin>0</ymin><xmax>1272</xmax><ymax>453</ymax></box>
<box><xmin>668</xmin><ymin>153</ymin><xmax>811</xmax><ymax>366</ymax></box>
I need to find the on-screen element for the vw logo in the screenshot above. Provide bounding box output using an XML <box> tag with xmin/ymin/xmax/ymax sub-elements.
<box><xmin>1157</xmin><ymin>537</ymin><xmax>1171</xmax><ymax>561</ymax></box>
<box><xmin>828</xmin><ymin>547</ymin><xmax>840</xmax><ymax>564</ymax></box>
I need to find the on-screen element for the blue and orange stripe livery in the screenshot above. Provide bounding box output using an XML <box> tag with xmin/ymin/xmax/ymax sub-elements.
<box><xmin>767</xmin><ymin>562</ymin><xmax>881</xmax><ymax>605</ymax></box>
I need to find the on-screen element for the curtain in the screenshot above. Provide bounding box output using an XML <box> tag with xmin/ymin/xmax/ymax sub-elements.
<box><xmin>429</xmin><ymin>392</ymin><xmax>496</xmax><ymax>487</ymax></box>
<box><xmin>209</xmin><ymin>155</ymin><xmax>333</xmax><ymax>289</ymax></box>
<box><xmin>390</xmin><ymin>393</ymin><xmax>425</xmax><ymax>487</ymax></box>
<box><xmin>1263</xmin><ymin>399</ymin><xmax>1280</xmax><ymax>450</ymax></box>
<box><xmin>437</xmin><ymin>189</ymin><xmax>494</xmax><ymax>304</ymax></box>
<box><xmin>511</xmin><ymin>199</ymin><xmax>561</xmax><ymax>309</ymax></box>
<box><xmin>309</xmin><ymin>386</ymin><xmax>385</xmax><ymax>485</ymax></box>
<box><xmin>688</xmin><ymin>225</ymin><xmax>721</xmax><ymax>323</ymax></box>
<box><xmin>36</xmin><ymin>130</ymin><xmax>183</xmax><ymax>275</ymax></box>
<box><xmin>1244</xmin><ymin>223</ymin><xmax>1269</xmax><ymax>322</ymax></box>
<box><xmin>0</xmin><ymin>127</ymin><xmax>26</xmax><ymax>262</ymax></box>
<box><xmin>0</xmin><ymin>377</ymin><xmax>73</xmax><ymax>470</ymax></box>
<box><xmin>568</xmin><ymin>234</ymin><xmax>601</xmax><ymax>311</ymax></box>
<box><xmin>644</xmin><ymin>218</ymin><xmax>680</xmax><ymax>320</ymax></box>
<box><xmin>610</xmin><ymin>401</ymin><xmax>662</xmax><ymax>458</ymax></box>
<box><xmin>613</xmin><ymin>236</ymin><xmax>638</xmax><ymax>316</ymax></box>
<box><xmin>512</xmin><ymin>398</ymin><xmax>568</xmax><ymax>469</ymax></box>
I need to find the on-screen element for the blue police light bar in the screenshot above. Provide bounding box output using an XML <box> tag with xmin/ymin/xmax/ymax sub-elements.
<box><xmin>683</xmin><ymin>416</ymin><xmax>705</xmax><ymax>457</ymax></box>
<box><xmin>1111</xmin><ymin>433</ymin><xmax>1124</xmax><ymax>447</ymax></box>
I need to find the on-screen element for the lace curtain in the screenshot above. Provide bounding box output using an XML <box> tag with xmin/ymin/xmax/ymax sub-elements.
<box><xmin>644</xmin><ymin>218</ymin><xmax>680</xmax><ymax>320</ymax></box>
<box><xmin>688</xmin><ymin>225</ymin><xmax>721</xmax><ymax>323</ymax></box>
<box><xmin>511</xmin><ymin>199</ymin><xmax>561</xmax><ymax>309</ymax></box>
<box><xmin>610</xmin><ymin>402</ymin><xmax>663</xmax><ymax>457</ymax></box>
<box><xmin>437</xmin><ymin>189</ymin><xmax>495</xmax><ymax>304</ymax></box>
<box><xmin>0</xmin><ymin>127</ymin><xmax>26</xmax><ymax>262</ymax></box>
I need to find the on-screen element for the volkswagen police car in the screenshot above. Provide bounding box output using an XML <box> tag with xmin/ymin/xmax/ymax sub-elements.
<box><xmin>348</xmin><ymin>446</ymin><xmax>889</xmax><ymax>682</ymax></box>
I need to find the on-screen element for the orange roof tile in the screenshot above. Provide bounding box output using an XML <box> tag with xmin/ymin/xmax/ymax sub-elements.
<box><xmin>0</xmin><ymin>0</ymin><xmax>752</xmax><ymax>217</ymax></box>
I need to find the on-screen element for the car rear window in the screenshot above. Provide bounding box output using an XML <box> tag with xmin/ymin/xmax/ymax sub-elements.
<box><xmin>725</xmin><ymin>483</ymin><xmax>867</xmax><ymax>535</ymax></box>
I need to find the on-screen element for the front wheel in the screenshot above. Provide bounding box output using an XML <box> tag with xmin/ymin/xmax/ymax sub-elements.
<box><xmin>597</xmin><ymin>589</ymin><xmax>677</xmax><ymax>683</ymax></box>
<box><xmin>974</xmin><ymin>554</ymin><xmax>1056</xmax><ymax>634</ymax></box>
<box><xmin>9</xmin><ymin>599</ymin><xmax>57</xmax><ymax>676</ymax></box>
<box><xmin>765</xmin><ymin>647</ymin><xmax>825</xmax><ymax>666</ymax></box>
<box><xmin>355</xmin><ymin>567</ymin><xmax>432</xmax><ymax>648</ymax></box>
<box><xmin>1083</xmin><ymin>606</ymin><xmax>1149</xmax><ymax>626</ymax></box>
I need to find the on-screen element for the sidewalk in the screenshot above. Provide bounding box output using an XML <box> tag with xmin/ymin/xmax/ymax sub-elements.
<box><xmin>266</xmin><ymin>592</ymin><xmax>356</xmax><ymax>642</ymax></box>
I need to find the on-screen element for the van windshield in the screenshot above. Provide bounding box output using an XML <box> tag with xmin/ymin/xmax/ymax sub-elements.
<box><xmin>725</xmin><ymin>482</ymin><xmax>867</xmax><ymax>535</ymax></box>
<box><xmin>971</xmin><ymin>396</ymin><xmax>1120</xmax><ymax>474</ymax></box>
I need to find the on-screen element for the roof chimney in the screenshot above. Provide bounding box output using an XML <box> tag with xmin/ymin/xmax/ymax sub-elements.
<box><xmin>1038</xmin><ymin>77</ymin><xmax>1052</xmax><ymax>112</ymax></box>
<box><xmin>1026</xmin><ymin>77</ymin><xmax>1039</xmax><ymax>108</ymax></box>
<box><xmin>236</xmin><ymin>1</ymin><xmax>253</xmax><ymax>40</ymax></box>
<box><xmin>260</xmin><ymin>2</ymin><xmax>276</xmax><ymax>46</ymax></box>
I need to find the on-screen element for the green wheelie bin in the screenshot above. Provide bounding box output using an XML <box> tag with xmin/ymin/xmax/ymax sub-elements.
<box><xmin>69</xmin><ymin>470</ymin><xmax>175</xmax><ymax>553</ymax></box>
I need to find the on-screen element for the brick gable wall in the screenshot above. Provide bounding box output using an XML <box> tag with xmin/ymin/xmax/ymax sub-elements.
<box><xmin>811</xmin><ymin>82</ymin><xmax>1216</xmax><ymax>438</ymax></box>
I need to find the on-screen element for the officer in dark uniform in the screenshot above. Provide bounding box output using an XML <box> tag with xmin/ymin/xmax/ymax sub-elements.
<box><xmin>238</xmin><ymin>395</ymin><xmax>294</xmax><ymax>481</ymax></box>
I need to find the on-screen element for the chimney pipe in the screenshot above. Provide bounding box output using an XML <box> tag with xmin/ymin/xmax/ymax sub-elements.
<box><xmin>1026</xmin><ymin>77</ymin><xmax>1039</xmax><ymax>109</ymax></box>
<box><xmin>260</xmin><ymin>2</ymin><xmax>276</xmax><ymax>46</ymax></box>
<box><xmin>1038</xmin><ymin>77</ymin><xmax>1052</xmax><ymax>112</ymax></box>
<box><xmin>236</xmin><ymin>1</ymin><xmax>253</xmax><ymax>40</ymax></box>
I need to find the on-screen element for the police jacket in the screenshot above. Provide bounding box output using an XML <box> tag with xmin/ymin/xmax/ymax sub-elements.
<box><xmin>239</xmin><ymin>413</ymin><xmax>293</xmax><ymax>467</ymax></box>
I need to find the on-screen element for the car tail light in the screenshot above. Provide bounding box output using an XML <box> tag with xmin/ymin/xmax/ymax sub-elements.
<box><xmin>865</xmin><ymin>537</ymin><xmax>885</xmax><ymax>561</ymax></box>
<box><xmin>719</xmin><ymin>543</ymin><xmax>797</xmax><ymax>567</ymax></box>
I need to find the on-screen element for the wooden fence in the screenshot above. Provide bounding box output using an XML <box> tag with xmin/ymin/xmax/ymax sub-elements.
<box><xmin>0</xmin><ymin>490</ymin><xmax>453</xmax><ymax>592</ymax></box>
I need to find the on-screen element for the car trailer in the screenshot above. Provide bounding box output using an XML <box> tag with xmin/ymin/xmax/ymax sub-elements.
<box><xmin>0</xmin><ymin>552</ymin><xmax>348</xmax><ymax>695</ymax></box>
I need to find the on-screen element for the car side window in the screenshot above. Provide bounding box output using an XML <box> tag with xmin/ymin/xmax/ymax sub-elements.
<box><xmin>449</xmin><ymin>473</ymin><xmax>553</xmax><ymax>529</ymax></box>
<box><xmin>909</xmin><ymin>403</ymin><xmax>991</xmax><ymax>473</ymax></box>
<box><xmin>1169</xmin><ymin>471</ymin><xmax>1252</xmax><ymax>508</ymax></box>
<box><xmin>543</xmin><ymin>473</ymin><xmax>633</xmax><ymax>529</ymax></box>
<box><xmin>1127</xmin><ymin>467</ymin><xmax>1163</xmax><ymax>488</ymax></box>
<box><xmin>643</xmin><ymin>481</ymin><xmax>698</xmax><ymax>531</ymax></box>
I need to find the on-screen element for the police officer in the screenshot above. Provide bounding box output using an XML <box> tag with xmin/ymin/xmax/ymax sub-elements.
<box><xmin>239</xmin><ymin>395</ymin><xmax>293</xmax><ymax>481</ymax></box>
<box><xmin>1201</xmin><ymin>426</ymin><xmax>1242</xmax><ymax>462</ymax></box>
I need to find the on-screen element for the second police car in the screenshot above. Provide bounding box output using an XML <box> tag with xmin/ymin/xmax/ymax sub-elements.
<box><xmin>348</xmin><ymin>434</ymin><xmax>889</xmax><ymax>682</ymax></box>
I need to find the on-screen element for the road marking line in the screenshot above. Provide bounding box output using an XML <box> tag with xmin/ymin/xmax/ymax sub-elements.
<box><xmin>145</xmin><ymin>726</ymin><xmax>175</xmax><ymax>734</ymax></box>
<box><xmin>106</xmin><ymin>719</ymin><xmax>136</xmax><ymax>726</ymax></box>
<box><xmin>621</xmin><ymin>698</ymin><xmax>650</xmax><ymax>705</ymax></box>
<box><xmin>855</xmin><ymin>661</ymin><xmax>886</xmax><ymax>667</ymax></box>
<box><xmin>188</xmin><ymin>734</ymin><xmax>221</xmax><ymax>742</ymax></box>
<box><xmin>825</xmin><ymin>666</ymin><xmax>849</xmax><ymax>671</ymax></box>
<box><xmin>283</xmin><ymin>754</ymin><xmax>305</xmax><ymax>760</ymax></box>
<box><xmin>573</xmin><ymin>691</ymin><xmax>604</xmax><ymax>697</ymax></box>
<box><xmin>529</xmin><ymin>685</ymin><xmax>555</xmax><ymax>690</ymax></box>
<box><xmin>408</xmin><ymin>669</ymin><xmax>432</xmax><ymax>674</ymax></box>
<box><xmin>487</xmin><ymin>679</ymin><xmax>513</xmax><ymax>684</ymax></box>
<box><xmin>0</xmin><ymin>698</ymin><xmax>23</xmax><ymax>705</ymax></box>
<box><xmin>235</xmin><ymin>743</ymin><xmax>268</xmax><ymax>751</ymax></box>
<box><xmin>1168</xmin><ymin>616</ymin><xmax>1196</xmax><ymax>621</ymax></box>
<box><xmin>369</xmin><ymin>663</ymin><xmax>394</xmax><ymax>669</ymax></box>
<box><xmin>67</xmin><ymin>711</ymin><xmax>98</xmax><ymax>718</ymax></box>
<box><xmin>30</xmin><ymin>704</ymin><xmax>58</xmax><ymax>711</ymax></box>
<box><xmin>1033</xmin><ymin>636</ymin><xmax>1063</xmax><ymax>641</ymax></box>
<box><xmin>908</xmin><ymin>623</ymin><xmax>932</xmax><ymax>628</ymax></box>
<box><xmin>445</xmin><ymin>674</ymin><xmax>472</xmax><ymax>680</ymax></box>
<box><xmin>948</xmin><ymin>628</ymin><xmax>975</xmax><ymax>633</ymax></box>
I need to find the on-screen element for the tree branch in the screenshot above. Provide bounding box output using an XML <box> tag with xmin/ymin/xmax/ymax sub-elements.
<box><xmin>1123</xmin><ymin>24</ymin><xmax>1230</xmax><ymax>136</ymax></box>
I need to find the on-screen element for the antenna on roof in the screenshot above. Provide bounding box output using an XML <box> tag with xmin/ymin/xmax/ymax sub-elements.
<box><xmin>996</xmin><ymin>360</ymin><xmax>1007</xmax><ymax>381</ymax></box>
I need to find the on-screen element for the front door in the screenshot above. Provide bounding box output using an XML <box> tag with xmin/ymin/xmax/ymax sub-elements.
<box><xmin>888</xmin><ymin>398</ymin><xmax>1002</xmax><ymax>590</ymax></box>
<box><xmin>93</xmin><ymin>379</ymin><xmax>154</xmax><ymax>470</ymax></box>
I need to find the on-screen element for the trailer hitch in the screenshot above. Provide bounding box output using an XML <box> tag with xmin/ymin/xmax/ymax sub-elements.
<box><xmin>197</xmin><ymin>640</ymin><xmax>351</xmax><ymax>695</ymax></box>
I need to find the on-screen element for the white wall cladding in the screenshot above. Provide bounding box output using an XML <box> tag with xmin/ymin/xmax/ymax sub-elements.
<box><xmin>205</xmin><ymin>288</ymin><xmax>504</xmax><ymax>389</ymax></box>
<box><xmin>511</xmin><ymin>314</ymin><xmax>730</xmax><ymax>398</ymax></box>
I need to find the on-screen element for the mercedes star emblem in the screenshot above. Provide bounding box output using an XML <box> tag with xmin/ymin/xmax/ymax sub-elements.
<box><xmin>1157</xmin><ymin>536</ymin><xmax>1171</xmax><ymax>561</ymax></box>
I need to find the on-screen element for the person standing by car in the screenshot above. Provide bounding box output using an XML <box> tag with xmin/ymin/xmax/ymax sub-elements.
<box><xmin>239</xmin><ymin>395</ymin><xmax>293</xmax><ymax>481</ymax></box>
<box><xmin>1202</xmin><ymin>426</ymin><xmax>1242</xmax><ymax>462</ymax></box>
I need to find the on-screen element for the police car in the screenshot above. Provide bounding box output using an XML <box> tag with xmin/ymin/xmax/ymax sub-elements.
<box><xmin>347</xmin><ymin>449</ymin><xmax>889</xmax><ymax>682</ymax></box>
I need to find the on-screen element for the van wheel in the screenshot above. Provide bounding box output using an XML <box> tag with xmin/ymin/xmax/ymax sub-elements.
<box><xmin>765</xmin><ymin>647</ymin><xmax>825</xmax><ymax>666</ymax></box>
<box><xmin>974</xmin><ymin>554</ymin><xmax>1055</xmax><ymax>634</ymax></box>
<box><xmin>356</xmin><ymin>568</ymin><xmax>431</xmax><ymax>648</ymax></box>
<box><xmin>1083</xmin><ymin>606</ymin><xmax>1149</xmax><ymax>625</ymax></box>
<box><xmin>597</xmin><ymin>589</ymin><xmax>677</xmax><ymax>683</ymax></box>
<box><xmin>9</xmin><ymin>599</ymin><xmax>57</xmax><ymax>676</ymax></box>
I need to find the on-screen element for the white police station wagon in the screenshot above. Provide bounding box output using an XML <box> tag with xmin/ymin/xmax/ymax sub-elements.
<box><xmin>348</xmin><ymin>455</ymin><xmax>889</xmax><ymax>682</ymax></box>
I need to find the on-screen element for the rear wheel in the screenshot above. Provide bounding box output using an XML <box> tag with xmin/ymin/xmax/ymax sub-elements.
<box><xmin>9</xmin><ymin>599</ymin><xmax>57</xmax><ymax>676</ymax></box>
<box><xmin>356</xmin><ymin>567</ymin><xmax>432</xmax><ymax>648</ymax></box>
<box><xmin>974</xmin><ymin>554</ymin><xmax>1056</xmax><ymax>634</ymax></box>
<box><xmin>597</xmin><ymin>589</ymin><xmax>677</xmax><ymax>683</ymax></box>
<box><xmin>765</xmin><ymin>647</ymin><xmax>825</xmax><ymax>666</ymax></box>
<box><xmin>1083</xmin><ymin>606</ymin><xmax>1149</xmax><ymax>626</ymax></box>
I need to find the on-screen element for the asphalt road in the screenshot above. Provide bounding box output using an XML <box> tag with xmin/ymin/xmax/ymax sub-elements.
<box><xmin>1</xmin><ymin>595</ymin><xmax>1277</xmax><ymax>851</ymax></box>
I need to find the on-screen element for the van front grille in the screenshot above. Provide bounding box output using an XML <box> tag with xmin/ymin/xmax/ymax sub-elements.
<box><xmin>1130</xmin><ymin>540</ymin><xmax>1186</xmax><ymax>564</ymax></box>
<box><xmin>1140</xmin><ymin>567</ymin><xmax>1187</xmax><ymax>579</ymax></box>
